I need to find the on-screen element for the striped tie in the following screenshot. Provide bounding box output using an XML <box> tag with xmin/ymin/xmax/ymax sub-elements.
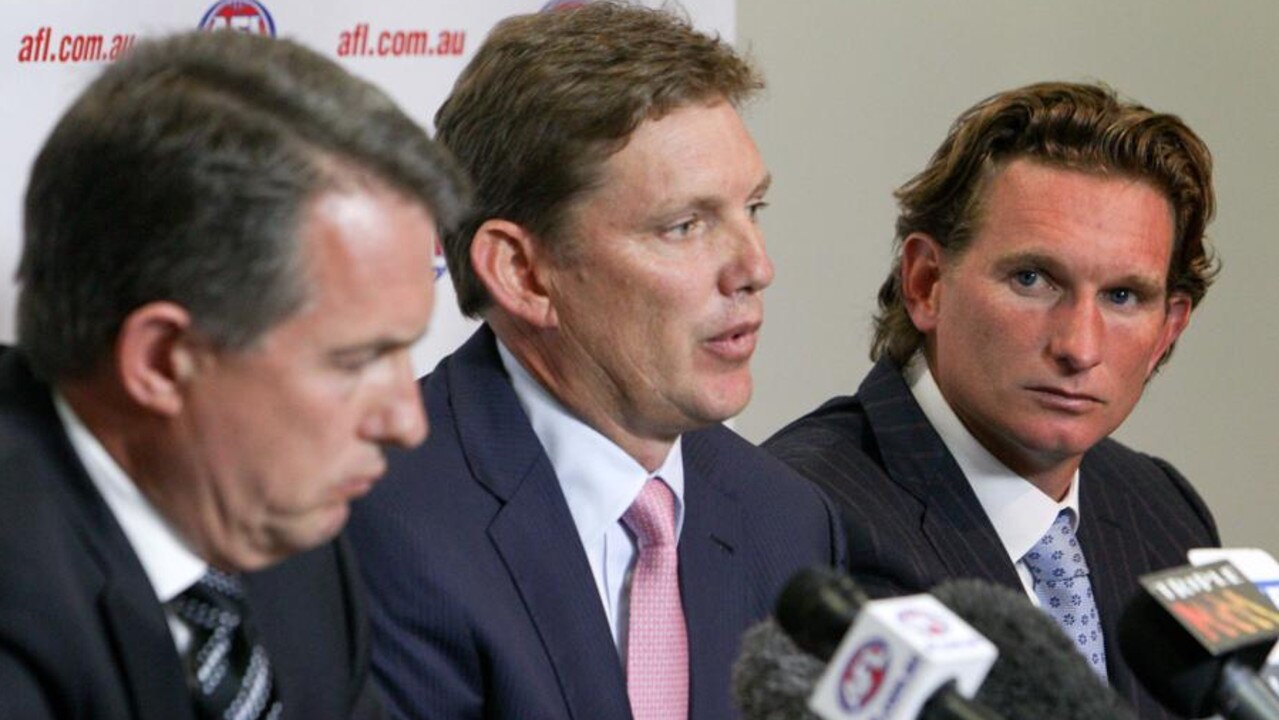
<box><xmin>622</xmin><ymin>477</ymin><xmax>689</xmax><ymax>720</ymax></box>
<box><xmin>170</xmin><ymin>569</ymin><xmax>283</xmax><ymax>720</ymax></box>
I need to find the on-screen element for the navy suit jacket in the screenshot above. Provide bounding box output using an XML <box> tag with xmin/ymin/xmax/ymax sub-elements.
<box><xmin>0</xmin><ymin>350</ymin><xmax>382</xmax><ymax>720</ymax></box>
<box><xmin>347</xmin><ymin>326</ymin><xmax>846</xmax><ymax>719</ymax></box>
<box><xmin>763</xmin><ymin>358</ymin><xmax>1220</xmax><ymax>720</ymax></box>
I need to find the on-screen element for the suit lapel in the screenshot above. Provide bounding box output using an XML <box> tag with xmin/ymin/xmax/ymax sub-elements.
<box><xmin>860</xmin><ymin>359</ymin><xmax>1022</xmax><ymax>589</ymax></box>
<box><xmin>1075</xmin><ymin>459</ymin><xmax>1150</xmax><ymax>704</ymax></box>
<box><xmin>98</xmin><ymin>577</ymin><xmax>195</xmax><ymax>720</ymax></box>
<box><xmin>678</xmin><ymin>431</ymin><xmax>743</xmax><ymax>717</ymax></box>
<box><xmin>6</xmin><ymin>355</ymin><xmax>196</xmax><ymax>720</ymax></box>
<box><xmin>450</xmin><ymin>328</ymin><xmax>631</xmax><ymax>720</ymax></box>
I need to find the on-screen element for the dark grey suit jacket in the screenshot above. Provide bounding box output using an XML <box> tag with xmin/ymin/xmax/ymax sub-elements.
<box><xmin>764</xmin><ymin>358</ymin><xmax>1220</xmax><ymax>720</ymax></box>
<box><xmin>0</xmin><ymin>349</ymin><xmax>382</xmax><ymax>720</ymax></box>
<box><xmin>347</xmin><ymin>326</ymin><xmax>846</xmax><ymax>719</ymax></box>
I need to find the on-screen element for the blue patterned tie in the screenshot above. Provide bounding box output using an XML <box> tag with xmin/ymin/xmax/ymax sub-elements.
<box><xmin>1022</xmin><ymin>510</ymin><xmax>1108</xmax><ymax>679</ymax></box>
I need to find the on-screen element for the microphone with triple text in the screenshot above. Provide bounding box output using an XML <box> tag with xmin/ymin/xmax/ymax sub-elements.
<box><xmin>1119</xmin><ymin>559</ymin><xmax>1279</xmax><ymax>720</ymax></box>
<box><xmin>1189</xmin><ymin>547</ymin><xmax>1279</xmax><ymax>698</ymax></box>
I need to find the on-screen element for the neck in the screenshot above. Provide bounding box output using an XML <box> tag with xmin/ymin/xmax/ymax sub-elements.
<box><xmin>492</xmin><ymin>320</ymin><xmax>676</xmax><ymax>473</ymax></box>
<box><xmin>1019</xmin><ymin>462</ymin><xmax>1077</xmax><ymax>502</ymax></box>
<box><xmin>59</xmin><ymin>378</ymin><xmax>231</xmax><ymax>566</ymax></box>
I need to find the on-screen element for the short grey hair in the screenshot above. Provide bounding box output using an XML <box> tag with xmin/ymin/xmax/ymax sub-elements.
<box><xmin>18</xmin><ymin>30</ymin><xmax>468</xmax><ymax>380</ymax></box>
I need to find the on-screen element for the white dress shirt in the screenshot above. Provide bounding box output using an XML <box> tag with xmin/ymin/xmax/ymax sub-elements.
<box><xmin>497</xmin><ymin>341</ymin><xmax>685</xmax><ymax>659</ymax></box>
<box><xmin>54</xmin><ymin>393</ymin><xmax>206</xmax><ymax>652</ymax></box>
<box><xmin>904</xmin><ymin>356</ymin><xmax>1081</xmax><ymax>604</ymax></box>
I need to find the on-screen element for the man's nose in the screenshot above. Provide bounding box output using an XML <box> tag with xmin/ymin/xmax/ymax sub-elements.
<box><xmin>362</xmin><ymin>351</ymin><xmax>428</xmax><ymax>448</ymax></box>
<box><xmin>1048</xmin><ymin>295</ymin><xmax>1104</xmax><ymax>372</ymax></box>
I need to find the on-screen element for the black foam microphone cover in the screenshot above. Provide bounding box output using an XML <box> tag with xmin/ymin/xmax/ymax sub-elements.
<box><xmin>931</xmin><ymin>578</ymin><xmax>1137</xmax><ymax>720</ymax></box>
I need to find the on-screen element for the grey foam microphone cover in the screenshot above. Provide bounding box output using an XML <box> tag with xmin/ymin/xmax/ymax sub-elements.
<box><xmin>732</xmin><ymin>618</ymin><xmax>824</xmax><ymax>720</ymax></box>
<box><xmin>931</xmin><ymin>578</ymin><xmax>1138</xmax><ymax>720</ymax></box>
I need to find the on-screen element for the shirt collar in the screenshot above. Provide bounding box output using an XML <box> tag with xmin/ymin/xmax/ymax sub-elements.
<box><xmin>54</xmin><ymin>393</ymin><xmax>206</xmax><ymax>602</ymax></box>
<box><xmin>496</xmin><ymin>340</ymin><xmax>685</xmax><ymax>546</ymax></box>
<box><xmin>904</xmin><ymin>354</ymin><xmax>1080</xmax><ymax>562</ymax></box>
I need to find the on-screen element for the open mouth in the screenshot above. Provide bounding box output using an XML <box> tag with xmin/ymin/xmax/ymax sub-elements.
<box><xmin>706</xmin><ymin>322</ymin><xmax>761</xmax><ymax>362</ymax></box>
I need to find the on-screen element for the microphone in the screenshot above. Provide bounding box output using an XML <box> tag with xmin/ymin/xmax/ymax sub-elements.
<box><xmin>1190</xmin><ymin>547</ymin><xmax>1279</xmax><ymax>696</ymax></box>
<box><xmin>930</xmin><ymin>579</ymin><xmax>1138</xmax><ymax>720</ymax></box>
<box><xmin>733</xmin><ymin>618</ymin><xmax>824</xmax><ymax>720</ymax></box>
<box><xmin>773</xmin><ymin>567</ymin><xmax>1002</xmax><ymax>720</ymax></box>
<box><xmin>1119</xmin><ymin>560</ymin><xmax>1279</xmax><ymax>720</ymax></box>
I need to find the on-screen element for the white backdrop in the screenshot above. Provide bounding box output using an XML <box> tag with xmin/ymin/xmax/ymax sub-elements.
<box><xmin>0</xmin><ymin>0</ymin><xmax>735</xmax><ymax>375</ymax></box>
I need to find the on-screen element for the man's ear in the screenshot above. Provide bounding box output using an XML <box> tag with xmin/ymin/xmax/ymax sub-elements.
<box><xmin>900</xmin><ymin>233</ymin><xmax>946</xmax><ymax>333</ymax></box>
<box><xmin>1148</xmin><ymin>292</ymin><xmax>1193</xmax><ymax>375</ymax></box>
<box><xmin>115</xmin><ymin>302</ymin><xmax>200</xmax><ymax>416</ymax></box>
<box><xmin>470</xmin><ymin>219</ymin><xmax>559</xmax><ymax>328</ymax></box>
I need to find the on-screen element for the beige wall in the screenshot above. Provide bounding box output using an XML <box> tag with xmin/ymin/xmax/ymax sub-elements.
<box><xmin>735</xmin><ymin>1</ymin><xmax>1279</xmax><ymax>558</ymax></box>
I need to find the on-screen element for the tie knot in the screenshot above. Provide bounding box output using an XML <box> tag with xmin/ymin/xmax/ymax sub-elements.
<box><xmin>1023</xmin><ymin>510</ymin><xmax>1090</xmax><ymax>582</ymax></box>
<box><xmin>171</xmin><ymin>568</ymin><xmax>247</xmax><ymax>630</ymax></box>
<box><xmin>623</xmin><ymin>477</ymin><xmax>677</xmax><ymax>549</ymax></box>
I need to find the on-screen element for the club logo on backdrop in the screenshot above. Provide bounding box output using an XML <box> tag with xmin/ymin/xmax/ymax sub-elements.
<box><xmin>838</xmin><ymin>639</ymin><xmax>890</xmax><ymax>712</ymax></box>
<box><xmin>541</xmin><ymin>0</ymin><xmax>591</xmax><ymax>10</ymax></box>
<box><xmin>199</xmin><ymin>1</ymin><xmax>277</xmax><ymax>37</ymax></box>
<box><xmin>434</xmin><ymin>240</ymin><xmax>448</xmax><ymax>280</ymax></box>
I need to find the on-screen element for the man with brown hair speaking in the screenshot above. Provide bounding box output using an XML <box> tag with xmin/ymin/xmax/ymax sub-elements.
<box><xmin>348</xmin><ymin>3</ymin><xmax>844</xmax><ymax>719</ymax></box>
<box><xmin>766</xmin><ymin>82</ymin><xmax>1220</xmax><ymax>719</ymax></box>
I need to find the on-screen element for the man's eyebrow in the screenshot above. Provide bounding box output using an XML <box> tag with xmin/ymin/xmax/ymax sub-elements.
<box><xmin>991</xmin><ymin>251</ymin><xmax>1060</xmax><ymax>273</ymax></box>
<box><xmin>752</xmin><ymin>172</ymin><xmax>773</xmax><ymax>197</ymax></box>
<box><xmin>329</xmin><ymin>330</ymin><xmax>427</xmax><ymax>359</ymax></box>
<box><xmin>683</xmin><ymin>172</ymin><xmax>774</xmax><ymax>212</ymax></box>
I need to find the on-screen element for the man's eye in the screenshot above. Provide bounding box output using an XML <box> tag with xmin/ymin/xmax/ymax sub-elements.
<box><xmin>333</xmin><ymin>352</ymin><xmax>377</xmax><ymax>372</ymax></box>
<box><xmin>663</xmin><ymin>216</ymin><xmax>703</xmax><ymax>240</ymax></box>
<box><xmin>747</xmin><ymin>201</ymin><xmax>769</xmax><ymax>222</ymax></box>
<box><xmin>1106</xmin><ymin>288</ymin><xmax>1135</xmax><ymax>305</ymax></box>
<box><xmin>1013</xmin><ymin>269</ymin><xmax>1041</xmax><ymax>287</ymax></box>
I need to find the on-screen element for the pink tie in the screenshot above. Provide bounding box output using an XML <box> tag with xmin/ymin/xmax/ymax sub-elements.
<box><xmin>623</xmin><ymin>477</ymin><xmax>689</xmax><ymax>720</ymax></box>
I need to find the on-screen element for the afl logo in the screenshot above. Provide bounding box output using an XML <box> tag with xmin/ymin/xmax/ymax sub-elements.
<box><xmin>199</xmin><ymin>1</ymin><xmax>277</xmax><ymax>37</ymax></box>
<box><xmin>541</xmin><ymin>0</ymin><xmax>591</xmax><ymax>10</ymax></box>
<box><xmin>898</xmin><ymin>609</ymin><xmax>948</xmax><ymax>637</ymax></box>
<box><xmin>837</xmin><ymin>639</ymin><xmax>891</xmax><ymax>712</ymax></box>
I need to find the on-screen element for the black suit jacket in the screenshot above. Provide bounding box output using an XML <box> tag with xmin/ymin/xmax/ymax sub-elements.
<box><xmin>763</xmin><ymin>358</ymin><xmax>1220</xmax><ymax>720</ymax></box>
<box><xmin>346</xmin><ymin>326</ymin><xmax>846</xmax><ymax>719</ymax></box>
<box><xmin>0</xmin><ymin>349</ymin><xmax>382</xmax><ymax>720</ymax></box>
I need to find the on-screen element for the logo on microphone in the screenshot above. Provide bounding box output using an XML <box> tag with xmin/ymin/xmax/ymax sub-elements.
<box><xmin>898</xmin><ymin>608</ymin><xmax>949</xmax><ymax>637</ymax></box>
<box><xmin>837</xmin><ymin>639</ymin><xmax>890</xmax><ymax>712</ymax></box>
<box><xmin>199</xmin><ymin>1</ymin><xmax>277</xmax><ymax>36</ymax></box>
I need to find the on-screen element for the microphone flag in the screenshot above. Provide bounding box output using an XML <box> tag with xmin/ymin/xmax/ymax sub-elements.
<box><xmin>807</xmin><ymin>594</ymin><xmax>996</xmax><ymax>719</ymax></box>
<box><xmin>1138</xmin><ymin>560</ymin><xmax>1279</xmax><ymax>656</ymax></box>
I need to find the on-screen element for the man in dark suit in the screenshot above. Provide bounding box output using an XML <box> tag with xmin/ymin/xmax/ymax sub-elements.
<box><xmin>765</xmin><ymin>82</ymin><xmax>1220</xmax><ymax>719</ymax></box>
<box><xmin>0</xmin><ymin>30</ymin><xmax>465</xmax><ymax>719</ymax></box>
<box><xmin>346</xmin><ymin>5</ymin><xmax>845</xmax><ymax>719</ymax></box>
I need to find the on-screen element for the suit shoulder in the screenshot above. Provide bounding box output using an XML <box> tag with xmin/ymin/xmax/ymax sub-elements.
<box><xmin>761</xmin><ymin>394</ymin><xmax>890</xmax><ymax>496</ymax></box>
<box><xmin>691</xmin><ymin>423</ymin><xmax>828</xmax><ymax>501</ymax></box>
<box><xmin>764</xmin><ymin>394</ymin><xmax>877</xmax><ymax>456</ymax></box>
<box><xmin>686</xmin><ymin>424</ymin><xmax>847</xmax><ymax>577</ymax></box>
<box><xmin>1085</xmin><ymin>437</ymin><xmax>1219</xmax><ymax>545</ymax></box>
